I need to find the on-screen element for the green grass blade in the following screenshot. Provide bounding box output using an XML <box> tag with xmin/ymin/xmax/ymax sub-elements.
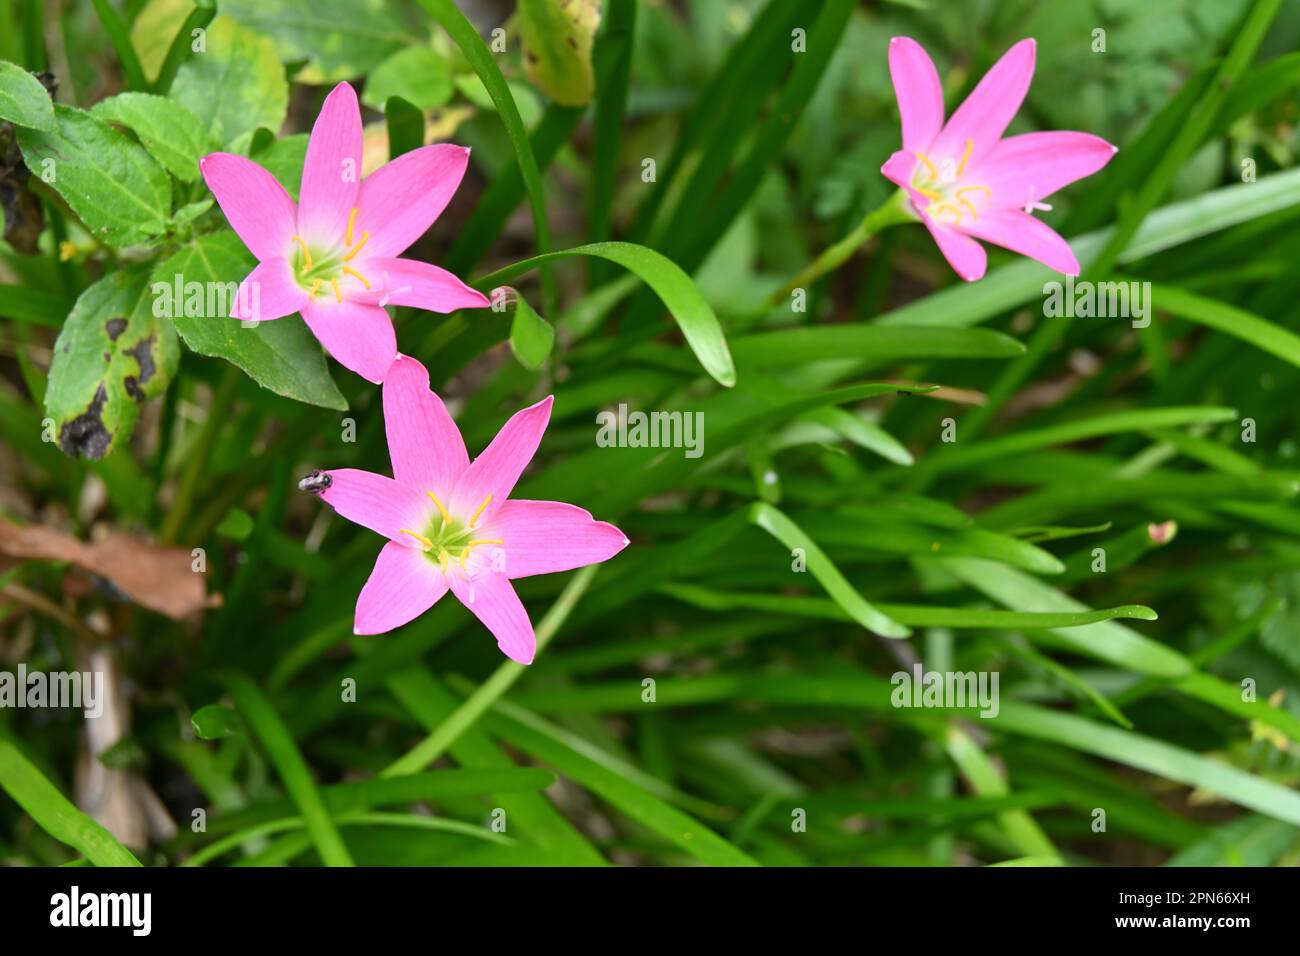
<box><xmin>0</xmin><ymin>737</ymin><xmax>141</xmax><ymax>866</ymax></box>
<box><xmin>223</xmin><ymin>673</ymin><xmax>354</xmax><ymax>866</ymax></box>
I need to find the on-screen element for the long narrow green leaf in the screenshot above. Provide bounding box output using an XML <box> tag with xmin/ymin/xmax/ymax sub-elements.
<box><xmin>476</xmin><ymin>242</ymin><xmax>736</xmax><ymax>387</ymax></box>
<box><xmin>223</xmin><ymin>673</ymin><xmax>353</xmax><ymax>866</ymax></box>
<box><xmin>0</xmin><ymin>737</ymin><xmax>141</xmax><ymax>866</ymax></box>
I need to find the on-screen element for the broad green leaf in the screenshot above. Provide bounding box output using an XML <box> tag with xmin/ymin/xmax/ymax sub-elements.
<box><xmin>252</xmin><ymin>132</ymin><xmax>307</xmax><ymax>201</ymax></box>
<box><xmin>92</xmin><ymin>91</ymin><xmax>209</xmax><ymax>181</ymax></box>
<box><xmin>0</xmin><ymin>737</ymin><xmax>142</xmax><ymax>866</ymax></box>
<box><xmin>749</xmin><ymin>502</ymin><xmax>910</xmax><ymax>638</ymax></box>
<box><xmin>170</xmin><ymin>16</ymin><xmax>288</xmax><ymax>150</ymax></box>
<box><xmin>220</xmin><ymin>0</ymin><xmax>408</xmax><ymax>83</ymax></box>
<box><xmin>152</xmin><ymin>232</ymin><xmax>347</xmax><ymax>410</ymax></box>
<box><xmin>0</xmin><ymin>60</ymin><xmax>54</xmax><ymax>130</ymax></box>
<box><xmin>500</xmin><ymin>288</ymin><xmax>554</xmax><ymax>370</ymax></box>
<box><xmin>477</xmin><ymin>242</ymin><xmax>736</xmax><ymax>387</ymax></box>
<box><xmin>385</xmin><ymin>96</ymin><xmax>423</xmax><ymax>159</ymax></box>
<box><xmin>519</xmin><ymin>0</ymin><xmax>601</xmax><ymax>107</ymax></box>
<box><xmin>129</xmin><ymin>0</ymin><xmax>193</xmax><ymax>82</ymax></box>
<box><xmin>362</xmin><ymin>46</ymin><xmax>452</xmax><ymax>112</ymax></box>
<box><xmin>191</xmin><ymin>703</ymin><xmax>241</xmax><ymax>740</ymax></box>
<box><xmin>17</xmin><ymin>105</ymin><xmax>171</xmax><ymax>247</ymax></box>
<box><xmin>45</xmin><ymin>268</ymin><xmax>179</xmax><ymax>460</ymax></box>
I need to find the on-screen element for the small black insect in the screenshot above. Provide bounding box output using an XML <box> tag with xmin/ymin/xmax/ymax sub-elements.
<box><xmin>297</xmin><ymin>470</ymin><xmax>332</xmax><ymax>494</ymax></box>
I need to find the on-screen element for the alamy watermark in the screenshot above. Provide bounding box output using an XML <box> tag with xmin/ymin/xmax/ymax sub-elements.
<box><xmin>596</xmin><ymin>403</ymin><xmax>704</xmax><ymax>459</ymax></box>
<box><xmin>890</xmin><ymin>664</ymin><xmax>999</xmax><ymax>718</ymax></box>
<box><xmin>1042</xmin><ymin>275</ymin><xmax>1150</xmax><ymax>328</ymax></box>
<box><xmin>0</xmin><ymin>665</ymin><xmax>103</xmax><ymax>717</ymax></box>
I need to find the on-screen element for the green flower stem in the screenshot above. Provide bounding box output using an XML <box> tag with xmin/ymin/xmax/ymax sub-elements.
<box><xmin>765</xmin><ymin>187</ymin><xmax>914</xmax><ymax>309</ymax></box>
<box><xmin>380</xmin><ymin>564</ymin><xmax>599</xmax><ymax>778</ymax></box>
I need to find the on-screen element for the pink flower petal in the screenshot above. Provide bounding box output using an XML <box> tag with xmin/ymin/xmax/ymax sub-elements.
<box><xmin>298</xmin><ymin>82</ymin><xmax>363</xmax><ymax>245</ymax></box>
<box><xmin>355</xmin><ymin>145</ymin><xmax>472</xmax><ymax>259</ymax></box>
<box><xmin>300</xmin><ymin>297</ymin><xmax>397</xmax><ymax>383</ymax></box>
<box><xmin>354</xmin><ymin>540</ymin><xmax>449</xmax><ymax>635</ymax></box>
<box><xmin>199</xmin><ymin>152</ymin><xmax>297</xmax><ymax>261</ymax></box>
<box><xmin>964</xmin><ymin>208</ymin><xmax>1080</xmax><ymax>276</ymax></box>
<box><xmin>450</xmin><ymin>396</ymin><xmax>553</xmax><ymax>521</ymax></box>
<box><xmin>889</xmin><ymin>37</ymin><xmax>945</xmax><ymax>153</ymax></box>
<box><xmin>981</xmin><ymin>132</ymin><xmax>1118</xmax><ymax>208</ymax></box>
<box><xmin>382</xmin><ymin>354</ymin><xmax>469</xmax><ymax>493</ymax></box>
<box><xmin>484</xmin><ymin>500</ymin><xmax>629</xmax><ymax>579</ymax></box>
<box><xmin>317</xmin><ymin>468</ymin><xmax>431</xmax><ymax>542</ymax></box>
<box><xmin>230</xmin><ymin>258</ymin><xmax>307</xmax><ymax>322</ymax></box>
<box><xmin>448</xmin><ymin>571</ymin><xmax>536</xmax><ymax>664</ymax></box>
<box><xmin>932</xmin><ymin>38</ymin><xmax>1035</xmax><ymax>172</ymax></box>
<box><xmin>356</xmin><ymin>257</ymin><xmax>489</xmax><ymax>313</ymax></box>
<box><xmin>880</xmin><ymin>149</ymin><xmax>933</xmax><ymax>211</ymax></box>
<box><xmin>921</xmin><ymin>215</ymin><xmax>987</xmax><ymax>282</ymax></box>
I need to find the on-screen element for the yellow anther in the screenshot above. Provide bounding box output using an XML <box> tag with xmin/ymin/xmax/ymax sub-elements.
<box><xmin>957</xmin><ymin>197</ymin><xmax>979</xmax><ymax>220</ymax></box>
<box><xmin>932</xmin><ymin>203</ymin><xmax>962</xmax><ymax>225</ymax></box>
<box><xmin>343</xmin><ymin>265</ymin><xmax>371</xmax><ymax>289</ymax></box>
<box><xmin>308</xmin><ymin>278</ymin><xmax>323</xmax><ymax>300</ymax></box>
<box><xmin>400</xmin><ymin>529</ymin><xmax>434</xmax><ymax>549</ymax></box>
<box><xmin>438</xmin><ymin>550</ymin><xmax>450</xmax><ymax>574</ymax></box>
<box><xmin>957</xmin><ymin>139</ymin><xmax>973</xmax><ymax>176</ymax></box>
<box><xmin>426</xmin><ymin>491</ymin><xmax>452</xmax><ymax>525</ymax></box>
<box><xmin>330</xmin><ymin>278</ymin><xmax>342</xmax><ymax>303</ymax></box>
<box><xmin>914</xmin><ymin>152</ymin><xmax>939</xmax><ymax>181</ymax></box>
<box><xmin>343</xmin><ymin>232</ymin><xmax>369</xmax><ymax>261</ymax></box>
<box><xmin>915</xmin><ymin>185</ymin><xmax>943</xmax><ymax>201</ymax></box>
<box><xmin>467</xmin><ymin>538</ymin><xmax>503</xmax><ymax>548</ymax></box>
<box><xmin>291</xmin><ymin>236</ymin><xmax>313</xmax><ymax>274</ymax></box>
<box><xmin>347</xmin><ymin>207</ymin><xmax>358</xmax><ymax>247</ymax></box>
<box><xmin>470</xmin><ymin>494</ymin><xmax>492</xmax><ymax>527</ymax></box>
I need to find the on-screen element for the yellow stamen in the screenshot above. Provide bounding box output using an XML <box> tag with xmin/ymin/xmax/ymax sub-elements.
<box><xmin>347</xmin><ymin>207</ymin><xmax>358</xmax><ymax>247</ymax></box>
<box><xmin>957</xmin><ymin>139</ymin><xmax>973</xmax><ymax>176</ymax></box>
<box><xmin>400</xmin><ymin>529</ymin><xmax>434</xmax><ymax>549</ymax></box>
<box><xmin>343</xmin><ymin>232</ymin><xmax>369</xmax><ymax>261</ymax></box>
<box><xmin>291</xmin><ymin>236</ymin><xmax>313</xmax><ymax>274</ymax></box>
<box><xmin>467</xmin><ymin>538</ymin><xmax>503</xmax><ymax>548</ymax></box>
<box><xmin>957</xmin><ymin>185</ymin><xmax>991</xmax><ymax>198</ymax></box>
<box><xmin>308</xmin><ymin>278</ymin><xmax>323</xmax><ymax>300</ymax></box>
<box><xmin>438</xmin><ymin>550</ymin><xmax>450</xmax><ymax>574</ymax></box>
<box><xmin>469</xmin><ymin>494</ymin><xmax>492</xmax><ymax>527</ymax></box>
<box><xmin>458</xmin><ymin>553</ymin><xmax>468</xmax><ymax>571</ymax></box>
<box><xmin>915</xmin><ymin>185</ymin><xmax>943</xmax><ymax>201</ymax></box>
<box><xmin>343</xmin><ymin>265</ymin><xmax>371</xmax><ymax>289</ymax></box>
<box><xmin>426</xmin><ymin>491</ymin><xmax>452</xmax><ymax>525</ymax></box>
<box><xmin>330</xmin><ymin>278</ymin><xmax>342</xmax><ymax>303</ymax></box>
<box><xmin>933</xmin><ymin>203</ymin><xmax>962</xmax><ymax>225</ymax></box>
<box><xmin>914</xmin><ymin>152</ymin><xmax>939</xmax><ymax>181</ymax></box>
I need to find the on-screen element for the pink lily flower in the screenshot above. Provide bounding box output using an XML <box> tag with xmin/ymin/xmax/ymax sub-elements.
<box><xmin>199</xmin><ymin>82</ymin><xmax>489</xmax><ymax>383</ymax></box>
<box><xmin>881</xmin><ymin>37</ymin><xmax>1117</xmax><ymax>282</ymax></box>
<box><xmin>303</xmin><ymin>355</ymin><xmax>629</xmax><ymax>664</ymax></box>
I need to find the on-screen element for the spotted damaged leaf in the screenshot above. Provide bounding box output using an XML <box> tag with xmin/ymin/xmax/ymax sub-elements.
<box><xmin>45</xmin><ymin>269</ymin><xmax>179</xmax><ymax>460</ymax></box>
<box><xmin>16</xmin><ymin>104</ymin><xmax>171</xmax><ymax>248</ymax></box>
<box><xmin>519</xmin><ymin>0</ymin><xmax>601</xmax><ymax>107</ymax></box>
